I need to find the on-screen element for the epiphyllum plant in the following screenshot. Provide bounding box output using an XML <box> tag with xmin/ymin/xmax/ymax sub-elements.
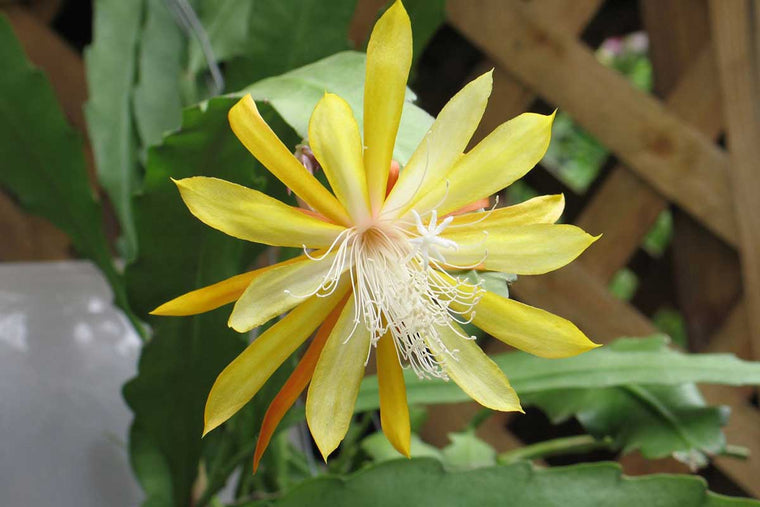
<box><xmin>153</xmin><ymin>1</ymin><xmax>599</xmax><ymax>467</ymax></box>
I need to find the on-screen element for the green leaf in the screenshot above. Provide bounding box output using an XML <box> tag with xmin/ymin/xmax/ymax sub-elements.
<box><xmin>244</xmin><ymin>51</ymin><xmax>434</xmax><ymax>165</ymax></box>
<box><xmin>289</xmin><ymin>335</ymin><xmax>759</xmax><ymax>464</ymax></box>
<box><xmin>190</xmin><ymin>0</ymin><xmax>357</xmax><ymax>87</ymax></box>
<box><xmin>85</xmin><ymin>0</ymin><xmax>144</xmax><ymax>260</ymax></box>
<box><xmin>249</xmin><ymin>459</ymin><xmax>758</xmax><ymax>506</ymax></box>
<box><xmin>440</xmin><ymin>431</ymin><xmax>497</xmax><ymax>470</ymax></box>
<box><xmin>133</xmin><ymin>0</ymin><xmax>187</xmax><ymax>155</ymax></box>
<box><xmin>352</xmin><ymin>336</ymin><xmax>760</xmax><ymax>412</ymax></box>
<box><xmin>458</xmin><ymin>270</ymin><xmax>516</xmax><ymax>299</ymax></box>
<box><xmin>525</xmin><ymin>384</ymin><xmax>728</xmax><ymax>462</ymax></box>
<box><xmin>0</xmin><ymin>14</ymin><xmax>143</xmax><ymax>336</ymax></box>
<box><xmin>123</xmin><ymin>98</ymin><xmax>297</xmax><ymax>506</ymax></box>
<box><xmin>361</xmin><ymin>433</ymin><xmax>443</xmax><ymax>463</ymax></box>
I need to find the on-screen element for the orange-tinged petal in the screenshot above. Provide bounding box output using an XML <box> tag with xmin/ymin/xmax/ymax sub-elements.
<box><xmin>203</xmin><ymin>281</ymin><xmax>350</xmax><ymax>436</ymax></box>
<box><xmin>309</xmin><ymin>93</ymin><xmax>371</xmax><ymax>222</ymax></box>
<box><xmin>253</xmin><ymin>294</ymin><xmax>349</xmax><ymax>472</ymax></box>
<box><xmin>228</xmin><ymin>95</ymin><xmax>350</xmax><ymax>226</ymax></box>
<box><xmin>364</xmin><ymin>0</ymin><xmax>412</xmax><ymax>211</ymax></box>
<box><xmin>151</xmin><ymin>255</ymin><xmax>310</xmax><ymax>317</ymax></box>
<box><xmin>174</xmin><ymin>177</ymin><xmax>345</xmax><ymax>248</ymax></box>
<box><xmin>376</xmin><ymin>333</ymin><xmax>410</xmax><ymax>457</ymax></box>
<box><xmin>306</xmin><ymin>294</ymin><xmax>371</xmax><ymax>460</ymax></box>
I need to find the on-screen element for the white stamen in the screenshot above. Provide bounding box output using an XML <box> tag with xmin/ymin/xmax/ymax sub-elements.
<box><xmin>299</xmin><ymin>207</ymin><xmax>485</xmax><ymax>379</ymax></box>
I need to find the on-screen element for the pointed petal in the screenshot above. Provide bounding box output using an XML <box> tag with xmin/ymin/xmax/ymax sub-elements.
<box><xmin>382</xmin><ymin>71</ymin><xmax>493</xmax><ymax>218</ymax></box>
<box><xmin>410</xmin><ymin>112</ymin><xmax>554</xmax><ymax>218</ymax></box>
<box><xmin>151</xmin><ymin>255</ymin><xmax>313</xmax><ymax>317</ymax></box>
<box><xmin>376</xmin><ymin>333</ymin><xmax>411</xmax><ymax>457</ymax></box>
<box><xmin>229</xmin><ymin>254</ymin><xmax>350</xmax><ymax>332</ymax></box>
<box><xmin>441</xmin><ymin>224</ymin><xmax>599</xmax><ymax>275</ymax></box>
<box><xmin>309</xmin><ymin>93</ymin><xmax>371</xmax><ymax>222</ymax></box>
<box><xmin>306</xmin><ymin>294</ymin><xmax>371</xmax><ymax>460</ymax></box>
<box><xmin>204</xmin><ymin>284</ymin><xmax>349</xmax><ymax>436</ymax></box>
<box><xmin>436</xmin><ymin>269</ymin><xmax>598</xmax><ymax>358</ymax></box>
<box><xmin>175</xmin><ymin>177</ymin><xmax>345</xmax><ymax>248</ymax></box>
<box><xmin>228</xmin><ymin>95</ymin><xmax>350</xmax><ymax>225</ymax></box>
<box><xmin>429</xmin><ymin>323</ymin><xmax>521</xmax><ymax>412</ymax></box>
<box><xmin>152</xmin><ymin>271</ymin><xmax>255</xmax><ymax>317</ymax></box>
<box><xmin>448</xmin><ymin>194</ymin><xmax>565</xmax><ymax>229</ymax></box>
<box><xmin>253</xmin><ymin>295</ymin><xmax>348</xmax><ymax>472</ymax></box>
<box><xmin>472</xmin><ymin>289</ymin><xmax>599</xmax><ymax>358</ymax></box>
<box><xmin>364</xmin><ymin>0</ymin><xmax>412</xmax><ymax>211</ymax></box>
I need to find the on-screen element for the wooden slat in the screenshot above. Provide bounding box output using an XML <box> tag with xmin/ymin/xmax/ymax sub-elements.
<box><xmin>575</xmin><ymin>170</ymin><xmax>665</xmax><ymax>281</ymax></box>
<box><xmin>710</xmin><ymin>0</ymin><xmax>760</xmax><ymax>359</ymax></box>
<box><xmin>348</xmin><ymin>0</ymin><xmax>385</xmax><ymax>48</ymax></box>
<box><xmin>577</xmin><ymin>44</ymin><xmax>725</xmax><ymax>281</ymax></box>
<box><xmin>641</xmin><ymin>0</ymin><xmax>711</xmax><ymax>94</ymax></box>
<box><xmin>447</xmin><ymin>0</ymin><xmax>737</xmax><ymax>245</ymax></box>
<box><xmin>642</xmin><ymin>0</ymin><xmax>743</xmax><ymax>352</ymax></box>
<box><xmin>511</xmin><ymin>264</ymin><xmax>655</xmax><ymax>343</ymax></box>
<box><xmin>474</xmin><ymin>0</ymin><xmax>603</xmax><ymax>140</ymax></box>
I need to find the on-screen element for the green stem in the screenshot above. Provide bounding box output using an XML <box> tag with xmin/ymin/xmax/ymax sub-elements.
<box><xmin>497</xmin><ymin>435</ymin><xmax>615</xmax><ymax>465</ymax></box>
<box><xmin>723</xmin><ymin>444</ymin><xmax>750</xmax><ymax>460</ymax></box>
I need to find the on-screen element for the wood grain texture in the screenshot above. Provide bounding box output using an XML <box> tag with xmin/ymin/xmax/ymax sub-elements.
<box><xmin>473</xmin><ymin>0</ymin><xmax>603</xmax><ymax>141</ymax></box>
<box><xmin>448</xmin><ymin>0</ymin><xmax>737</xmax><ymax>245</ymax></box>
<box><xmin>642</xmin><ymin>0</ymin><xmax>744</xmax><ymax>353</ymax></box>
<box><xmin>710</xmin><ymin>0</ymin><xmax>760</xmax><ymax>360</ymax></box>
<box><xmin>577</xmin><ymin>44</ymin><xmax>725</xmax><ymax>282</ymax></box>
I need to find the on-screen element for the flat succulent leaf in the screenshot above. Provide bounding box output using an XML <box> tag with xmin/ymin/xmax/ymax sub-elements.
<box><xmin>190</xmin><ymin>0</ymin><xmax>357</xmax><ymax>86</ymax></box>
<box><xmin>85</xmin><ymin>0</ymin><xmax>144</xmax><ymax>260</ymax></box>
<box><xmin>123</xmin><ymin>98</ymin><xmax>296</xmax><ymax>506</ymax></box>
<box><xmin>353</xmin><ymin>336</ymin><xmax>760</xmax><ymax>410</ymax></box>
<box><xmin>0</xmin><ymin>15</ymin><xmax>142</xmax><ymax>332</ymax></box>
<box><xmin>132</xmin><ymin>0</ymin><xmax>188</xmax><ymax>155</ymax></box>
<box><xmin>525</xmin><ymin>384</ymin><xmax>728</xmax><ymax>461</ymax></box>
<box><xmin>244</xmin><ymin>459</ymin><xmax>758</xmax><ymax>507</ymax></box>
<box><xmin>244</xmin><ymin>51</ymin><xmax>434</xmax><ymax>165</ymax></box>
<box><xmin>275</xmin><ymin>336</ymin><xmax>760</xmax><ymax>461</ymax></box>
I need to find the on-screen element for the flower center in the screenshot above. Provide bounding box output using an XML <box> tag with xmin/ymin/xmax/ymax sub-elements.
<box><xmin>309</xmin><ymin>210</ymin><xmax>483</xmax><ymax>379</ymax></box>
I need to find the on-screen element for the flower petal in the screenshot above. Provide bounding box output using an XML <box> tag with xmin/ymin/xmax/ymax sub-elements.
<box><xmin>151</xmin><ymin>255</ymin><xmax>313</xmax><ymax>317</ymax></box>
<box><xmin>441</xmin><ymin>224</ymin><xmax>599</xmax><ymax>275</ymax></box>
<box><xmin>471</xmin><ymin>289</ymin><xmax>599</xmax><ymax>358</ymax></box>
<box><xmin>428</xmin><ymin>323</ymin><xmax>522</xmax><ymax>412</ymax></box>
<box><xmin>229</xmin><ymin>254</ymin><xmax>349</xmax><ymax>332</ymax></box>
<box><xmin>306</xmin><ymin>294</ymin><xmax>371</xmax><ymax>460</ymax></box>
<box><xmin>364</xmin><ymin>0</ymin><xmax>412</xmax><ymax>211</ymax></box>
<box><xmin>228</xmin><ymin>95</ymin><xmax>350</xmax><ymax>225</ymax></box>
<box><xmin>253</xmin><ymin>294</ymin><xmax>348</xmax><ymax>472</ymax></box>
<box><xmin>448</xmin><ymin>194</ymin><xmax>565</xmax><ymax>229</ymax></box>
<box><xmin>309</xmin><ymin>93</ymin><xmax>371</xmax><ymax>222</ymax></box>
<box><xmin>410</xmin><ymin>112</ymin><xmax>555</xmax><ymax>218</ymax></box>
<box><xmin>175</xmin><ymin>177</ymin><xmax>345</xmax><ymax>248</ymax></box>
<box><xmin>376</xmin><ymin>333</ymin><xmax>410</xmax><ymax>457</ymax></box>
<box><xmin>382</xmin><ymin>71</ymin><xmax>493</xmax><ymax>219</ymax></box>
<box><xmin>203</xmin><ymin>284</ymin><xmax>349</xmax><ymax>436</ymax></box>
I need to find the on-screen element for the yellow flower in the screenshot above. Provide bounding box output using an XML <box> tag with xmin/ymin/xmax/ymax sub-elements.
<box><xmin>152</xmin><ymin>0</ymin><xmax>599</xmax><ymax>468</ymax></box>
